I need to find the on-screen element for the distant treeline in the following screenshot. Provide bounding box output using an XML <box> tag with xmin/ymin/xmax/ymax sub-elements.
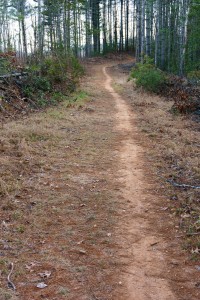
<box><xmin>0</xmin><ymin>1</ymin><xmax>199</xmax><ymax>75</ymax></box>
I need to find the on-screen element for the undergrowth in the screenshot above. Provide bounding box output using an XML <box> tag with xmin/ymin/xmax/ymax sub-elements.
<box><xmin>126</xmin><ymin>71</ymin><xmax>200</xmax><ymax>254</ymax></box>
<box><xmin>129</xmin><ymin>56</ymin><xmax>200</xmax><ymax>116</ymax></box>
<box><xmin>129</xmin><ymin>56</ymin><xmax>167</xmax><ymax>93</ymax></box>
<box><xmin>0</xmin><ymin>52</ymin><xmax>84</xmax><ymax>119</ymax></box>
<box><xmin>24</xmin><ymin>53</ymin><xmax>84</xmax><ymax>107</ymax></box>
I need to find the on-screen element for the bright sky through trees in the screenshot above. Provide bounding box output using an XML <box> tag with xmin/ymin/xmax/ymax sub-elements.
<box><xmin>0</xmin><ymin>0</ymin><xmax>199</xmax><ymax>75</ymax></box>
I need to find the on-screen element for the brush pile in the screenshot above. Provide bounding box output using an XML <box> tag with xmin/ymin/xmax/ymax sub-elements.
<box><xmin>0</xmin><ymin>51</ymin><xmax>84</xmax><ymax>122</ymax></box>
<box><xmin>0</xmin><ymin>52</ymin><xmax>38</xmax><ymax>121</ymax></box>
<box><xmin>0</xmin><ymin>72</ymin><xmax>37</xmax><ymax>120</ymax></box>
<box><xmin>165</xmin><ymin>76</ymin><xmax>200</xmax><ymax>116</ymax></box>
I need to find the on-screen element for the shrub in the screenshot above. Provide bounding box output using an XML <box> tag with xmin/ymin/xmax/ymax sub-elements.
<box><xmin>32</xmin><ymin>76</ymin><xmax>51</xmax><ymax>92</ymax></box>
<box><xmin>70</xmin><ymin>55</ymin><xmax>84</xmax><ymax>78</ymax></box>
<box><xmin>130</xmin><ymin>56</ymin><xmax>167</xmax><ymax>93</ymax></box>
<box><xmin>187</xmin><ymin>70</ymin><xmax>200</xmax><ymax>85</ymax></box>
<box><xmin>22</xmin><ymin>76</ymin><xmax>51</xmax><ymax>100</ymax></box>
<box><xmin>21</xmin><ymin>52</ymin><xmax>84</xmax><ymax>109</ymax></box>
<box><xmin>187</xmin><ymin>70</ymin><xmax>200</xmax><ymax>79</ymax></box>
<box><xmin>40</xmin><ymin>54</ymin><xmax>83</xmax><ymax>84</ymax></box>
<box><xmin>41</xmin><ymin>57</ymin><xmax>67</xmax><ymax>83</ymax></box>
<box><xmin>136</xmin><ymin>69</ymin><xmax>166</xmax><ymax>93</ymax></box>
<box><xmin>0</xmin><ymin>57</ymin><xmax>11</xmax><ymax>75</ymax></box>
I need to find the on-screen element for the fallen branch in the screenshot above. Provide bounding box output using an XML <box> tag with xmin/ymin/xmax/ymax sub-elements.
<box><xmin>176</xmin><ymin>232</ymin><xmax>200</xmax><ymax>238</ymax></box>
<box><xmin>0</xmin><ymin>103</ymin><xmax>12</xmax><ymax>116</ymax></box>
<box><xmin>7</xmin><ymin>262</ymin><xmax>16</xmax><ymax>291</ymax></box>
<box><xmin>158</xmin><ymin>174</ymin><xmax>200</xmax><ymax>189</ymax></box>
<box><xmin>23</xmin><ymin>97</ymin><xmax>39</xmax><ymax>109</ymax></box>
<box><xmin>186</xmin><ymin>232</ymin><xmax>200</xmax><ymax>236</ymax></box>
<box><xmin>5</xmin><ymin>99</ymin><xmax>23</xmax><ymax>111</ymax></box>
<box><xmin>166</xmin><ymin>179</ymin><xmax>200</xmax><ymax>190</ymax></box>
<box><xmin>0</xmin><ymin>103</ymin><xmax>6</xmax><ymax>112</ymax></box>
<box><xmin>0</xmin><ymin>72</ymin><xmax>28</xmax><ymax>80</ymax></box>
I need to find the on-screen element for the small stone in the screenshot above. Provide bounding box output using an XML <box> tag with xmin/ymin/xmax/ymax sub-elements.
<box><xmin>79</xmin><ymin>249</ymin><xmax>87</xmax><ymax>255</ymax></box>
<box><xmin>37</xmin><ymin>282</ymin><xmax>48</xmax><ymax>289</ymax></box>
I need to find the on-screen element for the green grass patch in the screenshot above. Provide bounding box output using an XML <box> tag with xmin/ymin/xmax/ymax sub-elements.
<box><xmin>47</xmin><ymin>110</ymin><xmax>66</xmax><ymax>120</ymax></box>
<box><xmin>64</xmin><ymin>90</ymin><xmax>89</xmax><ymax>108</ymax></box>
<box><xmin>58</xmin><ymin>286</ymin><xmax>71</xmax><ymax>296</ymax></box>
<box><xmin>27</xmin><ymin>132</ymin><xmax>50</xmax><ymax>142</ymax></box>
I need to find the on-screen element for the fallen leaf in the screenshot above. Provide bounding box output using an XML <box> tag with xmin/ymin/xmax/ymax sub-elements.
<box><xmin>181</xmin><ymin>213</ymin><xmax>191</xmax><ymax>219</ymax></box>
<box><xmin>170</xmin><ymin>260</ymin><xmax>179</xmax><ymax>266</ymax></box>
<box><xmin>195</xmin><ymin>282</ymin><xmax>200</xmax><ymax>288</ymax></box>
<box><xmin>25</xmin><ymin>262</ymin><xmax>40</xmax><ymax>272</ymax></box>
<box><xmin>160</xmin><ymin>207</ymin><xmax>168</xmax><ymax>211</ymax></box>
<box><xmin>150</xmin><ymin>242</ymin><xmax>159</xmax><ymax>247</ymax></box>
<box><xmin>38</xmin><ymin>271</ymin><xmax>51</xmax><ymax>279</ymax></box>
<box><xmin>78</xmin><ymin>249</ymin><xmax>87</xmax><ymax>255</ymax></box>
<box><xmin>77</xmin><ymin>240</ymin><xmax>84</xmax><ymax>245</ymax></box>
<box><xmin>2</xmin><ymin>221</ymin><xmax>9</xmax><ymax>229</ymax></box>
<box><xmin>191</xmin><ymin>247</ymin><xmax>200</xmax><ymax>254</ymax></box>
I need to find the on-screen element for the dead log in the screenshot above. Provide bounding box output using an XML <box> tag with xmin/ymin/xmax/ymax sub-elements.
<box><xmin>166</xmin><ymin>179</ymin><xmax>200</xmax><ymax>190</ymax></box>
<box><xmin>158</xmin><ymin>174</ymin><xmax>200</xmax><ymax>190</ymax></box>
<box><xmin>0</xmin><ymin>72</ymin><xmax>28</xmax><ymax>79</ymax></box>
<box><xmin>22</xmin><ymin>97</ymin><xmax>39</xmax><ymax>109</ymax></box>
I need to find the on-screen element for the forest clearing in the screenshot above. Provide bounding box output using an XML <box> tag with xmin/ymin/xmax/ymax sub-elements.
<box><xmin>0</xmin><ymin>56</ymin><xmax>199</xmax><ymax>300</ymax></box>
<box><xmin>0</xmin><ymin>0</ymin><xmax>200</xmax><ymax>300</ymax></box>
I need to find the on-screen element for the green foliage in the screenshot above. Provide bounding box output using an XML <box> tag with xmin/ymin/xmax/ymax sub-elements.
<box><xmin>32</xmin><ymin>76</ymin><xmax>51</xmax><ymax>92</ymax></box>
<box><xmin>16</xmin><ymin>225</ymin><xmax>25</xmax><ymax>233</ymax></box>
<box><xmin>187</xmin><ymin>70</ymin><xmax>200</xmax><ymax>81</ymax></box>
<box><xmin>23</xmin><ymin>76</ymin><xmax>51</xmax><ymax>102</ymax></box>
<box><xmin>102</xmin><ymin>43</ymin><xmax>119</xmax><ymax>55</ymax></box>
<box><xmin>70</xmin><ymin>55</ymin><xmax>84</xmax><ymax>77</ymax></box>
<box><xmin>38</xmin><ymin>54</ymin><xmax>83</xmax><ymax>84</ymax></box>
<box><xmin>185</xmin><ymin>0</ymin><xmax>200</xmax><ymax>73</ymax></box>
<box><xmin>130</xmin><ymin>56</ymin><xmax>167</xmax><ymax>93</ymax></box>
<box><xmin>0</xmin><ymin>58</ymin><xmax>11</xmax><ymax>75</ymax></box>
<box><xmin>36</xmin><ymin>91</ymin><xmax>49</xmax><ymax>107</ymax></box>
<box><xmin>41</xmin><ymin>56</ymin><xmax>67</xmax><ymax>83</ymax></box>
<box><xmin>136</xmin><ymin>70</ymin><xmax>166</xmax><ymax>93</ymax></box>
<box><xmin>66</xmin><ymin>90</ymin><xmax>89</xmax><ymax>108</ymax></box>
<box><xmin>22</xmin><ymin>51</ymin><xmax>84</xmax><ymax>109</ymax></box>
<box><xmin>51</xmin><ymin>92</ymin><xmax>66</xmax><ymax>104</ymax></box>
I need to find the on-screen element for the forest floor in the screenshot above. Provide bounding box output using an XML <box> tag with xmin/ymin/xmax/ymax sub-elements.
<box><xmin>0</xmin><ymin>56</ymin><xmax>199</xmax><ymax>300</ymax></box>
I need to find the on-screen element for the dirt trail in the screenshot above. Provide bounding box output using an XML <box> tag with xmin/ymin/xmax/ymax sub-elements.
<box><xmin>1</xmin><ymin>59</ymin><xmax>198</xmax><ymax>300</ymax></box>
<box><xmin>103</xmin><ymin>66</ymin><xmax>177</xmax><ymax>300</ymax></box>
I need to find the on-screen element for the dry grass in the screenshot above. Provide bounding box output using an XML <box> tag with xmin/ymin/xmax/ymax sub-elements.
<box><xmin>111</xmin><ymin>65</ymin><xmax>200</xmax><ymax>254</ymax></box>
<box><xmin>0</xmin><ymin>83</ymin><xmax>121</xmax><ymax>300</ymax></box>
<box><xmin>0</xmin><ymin>90</ymin><xmax>90</xmax><ymax>197</ymax></box>
<box><xmin>1</xmin><ymin>58</ymin><xmax>199</xmax><ymax>299</ymax></box>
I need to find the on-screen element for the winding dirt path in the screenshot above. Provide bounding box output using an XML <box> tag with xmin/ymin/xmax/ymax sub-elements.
<box><xmin>103</xmin><ymin>65</ymin><xmax>176</xmax><ymax>300</ymax></box>
<box><xmin>1</xmin><ymin>59</ymin><xmax>198</xmax><ymax>300</ymax></box>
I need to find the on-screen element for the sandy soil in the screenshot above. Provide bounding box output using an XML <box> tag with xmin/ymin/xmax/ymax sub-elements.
<box><xmin>0</xmin><ymin>58</ymin><xmax>199</xmax><ymax>300</ymax></box>
<box><xmin>103</xmin><ymin>65</ymin><xmax>177</xmax><ymax>300</ymax></box>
